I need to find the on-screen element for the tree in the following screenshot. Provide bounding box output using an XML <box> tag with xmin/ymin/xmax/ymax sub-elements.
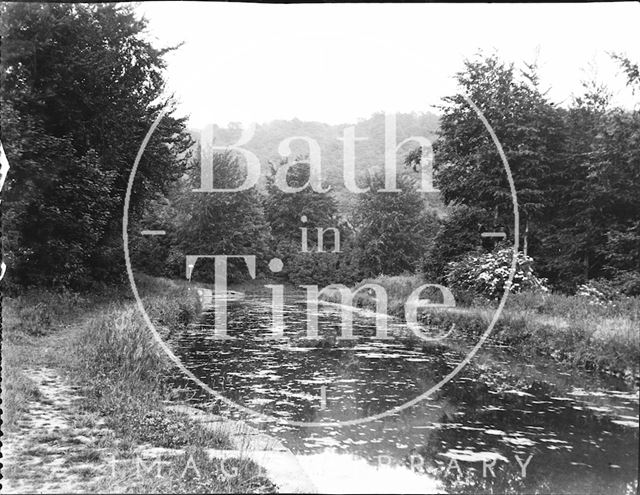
<box><xmin>592</xmin><ymin>109</ymin><xmax>640</xmax><ymax>294</ymax></box>
<box><xmin>2</xmin><ymin>101</ymin><xmax>116</xmax><ymax>287</ymax></box>
<box><xmin>595</xmin><ymin>55</ymin><xmax>640</xmax><ymax>294</ymax></box>
<box><xmin>264</xmin><ymin>159</ymin><xmax>339</xmax><ymax>246</ymax></box>
<box><xmin>611</xmin><ymin>53</ymin><xmax>640</xmax><ymax>93</ymax></box>
<box><xmin>263</xmin><ymin>159</ymin><xmax>352</xmax><ymax>282</ymax></box>
<box><xmin>1</xmin><ymin>3</ymin><xmax>191</xmax><ymax>287</ymax></box>
<box><xmin>168</xmin><ymin>151</ymin><xmax>271</xmax><ymax>283</ymax></box>
<box><xmin>352</xmin><ymin>171</ymin><xmax>438</xmax><ymax>277</ymax></box>
<box><xmin>434</xmin><ymin>55</ymin><xmax>565</xmax><ymax>253</ymax></box>
<box><xmin>533</xmin><ymin>82</ymin><xmax>609</xmax><ymax>288</ymax></box>
<box><xmin>539</xmin><ymin>73</ymin><xmax>640</xmax><ymax>292</ymax></box>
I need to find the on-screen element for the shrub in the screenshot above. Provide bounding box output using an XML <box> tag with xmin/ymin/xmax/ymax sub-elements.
<box><xmin>610</xmin><ymin>270</ymin><xmax>640</xmax><ymax>297</ymax></box>
<box><xmin>445</xmin><ymin>248</ymin><xmax>548</xmax><ymax>300</ymax></box>
<box><xmin>576</xmin><ymin>279</ymin><xmax>620</xmax><ymax>304</ymax></box>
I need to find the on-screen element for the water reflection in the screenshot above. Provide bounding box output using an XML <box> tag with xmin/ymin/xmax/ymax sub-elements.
<box><xmin>169</xmin><ymin>293</ymin><xmax>639</xmax><ymax>494</ymax></box>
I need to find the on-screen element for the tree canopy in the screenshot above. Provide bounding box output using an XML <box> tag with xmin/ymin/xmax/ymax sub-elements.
<box><xmin>1</xmin><ymin>3</ymin><xmax>191</xmax><ymax>287</ymax></box>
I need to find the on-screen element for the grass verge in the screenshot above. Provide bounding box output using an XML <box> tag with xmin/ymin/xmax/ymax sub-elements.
<box><xmin>2</xmin><ymin>275</ymin><xmax>276</xmax><ymax>493</ymax></box>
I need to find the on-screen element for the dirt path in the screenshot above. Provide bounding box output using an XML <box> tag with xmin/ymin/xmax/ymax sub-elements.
<box><xmin>1</xmin><ymin>368</ymin><xmax>115</xmax><ymax>494</ymax></box>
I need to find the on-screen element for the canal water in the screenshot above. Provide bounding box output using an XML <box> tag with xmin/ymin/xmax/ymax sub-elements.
<box><xmin>168</xmin><ymin>291</ymin><xmax>639</xmax><ymax>494</ymax></box>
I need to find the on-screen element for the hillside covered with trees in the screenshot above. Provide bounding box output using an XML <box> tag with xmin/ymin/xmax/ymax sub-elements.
<box><xmin>189</xmin><ymin>111</ymin><xmax>442</xmax><ymax>216</ymax></box>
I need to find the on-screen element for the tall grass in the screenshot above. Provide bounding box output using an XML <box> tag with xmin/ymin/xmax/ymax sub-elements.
<box><xmin>69</xmin><ymin>278</ymin><xmax>233</xmax><ymax>450</ymax></box>
<box><xmin>2</xmin><ymin>275</ymin><xmax>275</xmax><ymax>492</ymax></box>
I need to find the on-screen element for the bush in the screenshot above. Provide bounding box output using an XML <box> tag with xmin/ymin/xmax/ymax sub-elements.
<box><xmin>610</xmin><ymin>270</ymin><xmax>640</xmax><ymax>297</ymax></box>
<box><xmin>445</xmin><ymin>248</ymin><xmax>548</xmax><ymax>300</ymax></box>
<box><xmin>576</xmin><ymin>279</ymin><xmax>620</xmax><ymax>304</ymax></box>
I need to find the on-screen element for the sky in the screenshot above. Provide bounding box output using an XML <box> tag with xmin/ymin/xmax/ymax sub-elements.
<box><xmin>134</xmin><ymin>2</ymin><xmax>640</xmax><ymax>129</ymax></box>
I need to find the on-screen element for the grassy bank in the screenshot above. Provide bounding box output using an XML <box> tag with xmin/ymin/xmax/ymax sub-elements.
<box><xmin>2</xmin><ymin>275</ymin><xmax>274</xmax><ymax>493</ymax></box>
<box><xmin>320</xmin><ymin>274</ymin><xmax>640</xmax><ymax>382</ymax></box>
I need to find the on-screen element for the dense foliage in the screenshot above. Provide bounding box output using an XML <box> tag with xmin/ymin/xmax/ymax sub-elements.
<box><xmin>421</xmin><ymin>205</ymin><xmax>492</xmax><ymax>283</ymax></box>
<box><xmin>1</xmin><ymin>3</ymin><xmax>191</xmax><ymax>288</ymax></box>
<box><xmin>431</xmin><ymin>54</ymin><xmax>640</xmax><ymax>295</ymax></box>
<box><xmin>352</xmin><ymin>171</ymin><xmax>439</xmax><ymax>278</ymax></box>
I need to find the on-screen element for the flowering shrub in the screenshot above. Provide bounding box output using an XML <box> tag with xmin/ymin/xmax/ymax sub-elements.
<box><xmin>576</xmin><ymin>279</ymin><xmax>623</xmax><ymax>305</ymax></box>
<box><xmin>445</xmin><ymin>248</ymin><xmax>548</xmax><ymax>300</ymax></box>
<box><xmin>576</xmin><ymin>283</ymin><xmax>609</xmax><ymax>304</ymax></box>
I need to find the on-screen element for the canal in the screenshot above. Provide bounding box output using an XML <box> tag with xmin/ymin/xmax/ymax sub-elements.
<box><xmin>169</xmin><ymin>291</ymin><xmax>639</xmax><ymax>494</ymax></box>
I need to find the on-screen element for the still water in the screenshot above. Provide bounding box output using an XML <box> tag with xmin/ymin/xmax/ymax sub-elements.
<box><xmin>168</xmin><ymin>291</ymin><xmax>639</xmax><ymax>494</ymax></box>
